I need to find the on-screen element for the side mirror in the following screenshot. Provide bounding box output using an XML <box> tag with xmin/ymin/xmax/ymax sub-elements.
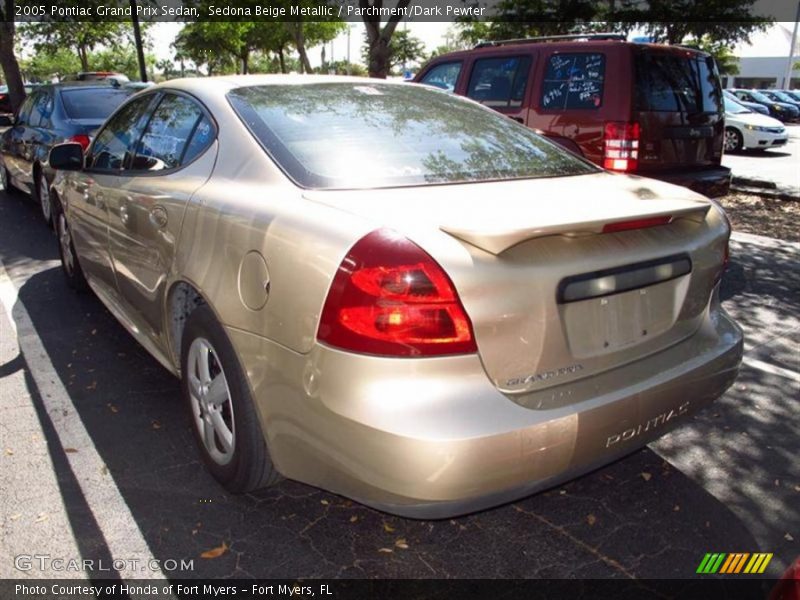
<box><xmin>0</xmin><ymin>114</ymin><xmax>13</xmax><ymax>127</ymax></box>
<box><xmin>49</xmin><ymin>142</ymin><xmax>84</xmax><ymax>171</ymax></box>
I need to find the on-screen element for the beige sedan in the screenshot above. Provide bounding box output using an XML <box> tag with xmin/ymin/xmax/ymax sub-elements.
<box><xmin>48</xmin><ymin>75</ymin><xmax>742</xmax><ymax>518</ymax></box>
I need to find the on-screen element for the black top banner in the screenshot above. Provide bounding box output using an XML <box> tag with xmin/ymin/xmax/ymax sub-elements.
<box><xmin>7</xmin><ymin>0</ymin><xmax>799</xmax><ymax>23</ymax></box>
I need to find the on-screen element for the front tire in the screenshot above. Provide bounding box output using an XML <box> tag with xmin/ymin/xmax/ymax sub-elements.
<box><xmin>724</xmin><ymin>127</ymin><xmax>743</xmax><ymax>153</ymax></box>
<box><xmin>181</xmin><ymin>305</ymin><xmax>280</xmax><ymax>493</ymax></box>
<box><xmin>35</xmin><ymin>170</ymin><xmax>53</xmax><ymax>227</ymax></box>
<box><xmin>54</xmin><ymin>200</ymin><xmax>88</xmax><ymax>292</ymax></box>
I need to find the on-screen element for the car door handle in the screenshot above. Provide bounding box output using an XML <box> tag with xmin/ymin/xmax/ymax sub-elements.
<box><xmin>149</xmin><ymin>206</ymin><xmax>168</xmax><ymax>229</ymax></box>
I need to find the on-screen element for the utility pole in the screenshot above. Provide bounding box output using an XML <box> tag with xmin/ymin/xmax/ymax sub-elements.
<box><xmin>130</xmin><ymin>0</ymin><xmax>148</xmax><ymax>82</ymax></box>
<box><xmin>784</xmin><ymin>3</ymin><xmax>800</xmax><ymax>88</ymax></box>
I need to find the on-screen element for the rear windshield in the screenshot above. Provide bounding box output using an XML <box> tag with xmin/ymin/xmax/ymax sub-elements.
<box><xmin>634</xmin><ymin>51</ymin><xmax>722</xmax><ymax>114</ymax></box>
<box><xmin>227</xmin><ymin>83</ymin><xmax>597</xmax><ymax>190</ymax></box>
<box><xmin>60</xmin><ymin>88</ymin><xmax>131</xmax><ymax>120</ymax></box>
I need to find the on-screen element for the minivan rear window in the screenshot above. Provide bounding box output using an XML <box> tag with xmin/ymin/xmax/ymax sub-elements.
<box><xmin>541</xmin><ymin>53</ymin><xmax>605</xmax><ymax>110</ymax></box>
<box><xmin>634</xmin><ymin>52</ymin><xmax>722</xmax><ymax>114</ymax></box>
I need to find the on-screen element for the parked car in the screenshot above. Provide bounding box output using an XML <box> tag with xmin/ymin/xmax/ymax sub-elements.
<box><xmin>723</xmin><ymin>97</ymin><xmax>787</xmax><ymax>152</ymax></box>
<box><xmin>64</xmin><ymin>71</ymin><xmax>130</xmax><ymax>85</ymax></box>
<box><xmin>47</xmin><ymin>76</ymin><xmax>742</xmax><ymax>518</ymax></box>
<box><xmin>415</xmin><ymin>34</ymin><xmax>731</xmax><ymax>198</ymax></box>
<box><xmin>759</xmin><ymin>89</ymin><xmax>800</xmax><ymax>112</ymax></box>
<box><xmin>723</xmin><ymin>89</ymin><xmax>769</xmax><ymax>115</ymax></box>
<box><xmin>0</xmin><ymin>84</ymin><xmax>42</xmax><ymax>114</ymax></box>
<box><xmin>0</xmin><ymin>82</ymin><xmax>132</xmax><ymax>225</ymax></box>
<box><xmin>729</xmin><ymin>89</ymin><xmax>800</xmax><ymax>122</ymax></box>
<box><xmin>781</xmin><ymin>89</ymin><xmax>800</xmax><ymax>103</ymax></box>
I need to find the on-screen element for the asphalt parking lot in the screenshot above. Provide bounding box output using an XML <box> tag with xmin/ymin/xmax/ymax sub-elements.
<box><xmin>0</xmin><ymin>187</ymin><xmax>797</xmax><ymax>581</ymax></box>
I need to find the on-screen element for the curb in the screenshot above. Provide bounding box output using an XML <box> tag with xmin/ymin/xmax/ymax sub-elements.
<box><xmin>731</xmin><ymin>176</ymin><xmax>799</xmax><ymax>201</ymax></box>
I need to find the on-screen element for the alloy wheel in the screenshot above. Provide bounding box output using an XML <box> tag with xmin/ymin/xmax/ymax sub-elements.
<box><xmin>187</xmin><ymin>337</ymin><xmax>236</xmax><ymax>466</ymax></box>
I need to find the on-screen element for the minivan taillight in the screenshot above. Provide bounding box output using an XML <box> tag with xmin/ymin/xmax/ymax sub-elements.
<box><xmin>318</xmin><ymin>229</ymin><xmax>477</xmax><ymax>357</ymax></box>
<box><xmin>68</xmin><ymin>134</ymin><xmax>91</xmax><ymax>152</ymax></box>
<box><xmin>603</xmin><ymin>121</ymin><xmax>640</xmax><ymax>172</ymax></box>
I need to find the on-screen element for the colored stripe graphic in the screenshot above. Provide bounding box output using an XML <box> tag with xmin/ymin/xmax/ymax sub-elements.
<box><xmin>699</xmin><ymin>553</ymin><xmax>773</xmax><ymax>575</ymax></box>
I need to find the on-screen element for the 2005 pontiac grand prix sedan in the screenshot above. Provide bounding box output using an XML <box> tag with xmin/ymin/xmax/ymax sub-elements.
<box><xmin>47</xmin><ymin>75</ymin><xmax>743</xmax><ymax>518</ymax></box>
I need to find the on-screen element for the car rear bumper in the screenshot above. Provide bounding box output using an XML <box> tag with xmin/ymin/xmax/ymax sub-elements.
<box><xmin>228</xmin><ymin>293</ymin><xmax>742</xmax><ymax>519</ymax></box>
<box><xmin>644</xmin><ymin>166</ymin><xmax>732</xmax><ymax>198</ymax></box>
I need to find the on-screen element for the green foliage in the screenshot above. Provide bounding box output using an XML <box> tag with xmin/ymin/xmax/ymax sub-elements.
<box><xmin>362</xmin><ymin>29</ymin><xmax>426</xmax><ymax>74</ymax></box>
<box><xmin>18</xmin><ymin>21</ymin><xmax>148</xmax><ymax>71</ymax></box>
<box><xmin>683</xmin><ymin>36</ymin><xmax>741</xmax><ymax>76</ymax></box>
<box><xmin>19</xmin><ymin>49</ymin><xmax>81</xmax><ymax>82</ymax></box>
<box><xmin>453</xmin><ymin>0</ymin><xmax>771</xmax><ymax>49</ymax></box>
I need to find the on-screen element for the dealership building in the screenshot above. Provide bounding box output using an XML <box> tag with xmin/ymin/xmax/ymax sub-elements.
<box><xmin>722</xmin><ymin>22</ymin><xmax>800</xmax><ymax>89</ymax></box>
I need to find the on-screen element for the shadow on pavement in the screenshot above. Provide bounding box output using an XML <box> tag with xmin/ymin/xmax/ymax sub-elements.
<box><xmin>1</xmin><ymin>190</ymin><xmax>784</xmax><ymax>579</ymax></box>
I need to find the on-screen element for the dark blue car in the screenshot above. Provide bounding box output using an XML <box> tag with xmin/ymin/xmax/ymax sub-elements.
<box><xmin>0</xmin><ymin>82</ymin><xmax>132</xmax><ymax>226</ymax></box>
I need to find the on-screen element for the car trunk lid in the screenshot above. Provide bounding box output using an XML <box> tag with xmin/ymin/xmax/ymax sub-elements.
<box><xmin>305</xmin><ymin>172</ymin><xmax>727</xmax><ymax>397</ymax></box>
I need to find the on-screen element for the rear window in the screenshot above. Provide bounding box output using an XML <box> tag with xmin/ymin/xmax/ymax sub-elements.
<box><xmin>228</xmin><ymin>83</ymin><xmax>596</xmax><ymax>190</ymax></box>
<box><xmin>634</xmin><ymin>51</ymin><xmax>722</xmax><ymax>114</ymax></box>
<box><xmin>60</xmin><ymin>88</ymin><xmax>131</xmax><ymax>120</ymax></box>
<box><xmin>541</xmin><ymin>53</ymin><xmax>605</xmax><ymax>110</ymax></box>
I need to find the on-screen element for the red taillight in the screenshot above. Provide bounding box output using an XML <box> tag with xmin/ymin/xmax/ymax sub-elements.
<box><xmin>601</xmin><ymin>216</ymin><xmax>672</xmax><ymax>233</ymax></box>
<box><xmin>318</xmin><ymin>229</ymin><xmax>477</xmax><ymax>357</ymax></box>
<box><xmin>68</xmin><ymin>134</ymin><xmax>91</xmax><ymax>151</ymax></box>
<box><xmin>603</xmin><ymin>121</ymin><xmax>640</xmax><ymax>172</ymax></box>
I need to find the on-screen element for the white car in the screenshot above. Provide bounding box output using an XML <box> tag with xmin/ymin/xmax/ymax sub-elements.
<box><xmin>724</xmin><ymin>97</ymin><xmax>788</xmax><ymax>152</ymax></box>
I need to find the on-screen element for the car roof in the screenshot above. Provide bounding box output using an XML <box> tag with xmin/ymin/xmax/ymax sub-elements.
<box><xmin>152</xmin><ymin>74</ymin><xmax>410</xmax><ymax>101</ymax></box>
<box><xmin>425</xmin><ymin>39</ymin><xmax>710</xmax><ymax>62</ymax></box>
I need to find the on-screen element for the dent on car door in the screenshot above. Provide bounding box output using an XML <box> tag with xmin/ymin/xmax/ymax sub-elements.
<box><xmin>106</xmin><ymin>92</ymin><xmax>217</xmax><ymax>348</ymax></box>
<box><xmin>69</xmin><ymin>94</ymin><xmax>158</xmax><ymax>293</ymax></box>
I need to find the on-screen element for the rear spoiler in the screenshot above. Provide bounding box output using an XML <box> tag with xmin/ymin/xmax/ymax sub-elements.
<box><xmin>440</xmin><ymin>202</ymin><xmax>710</xmax><ymax>255</ymax></box>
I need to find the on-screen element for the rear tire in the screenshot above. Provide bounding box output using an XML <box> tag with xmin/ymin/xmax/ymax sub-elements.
<box><xmin>724</xmin><ymin>127</ymin><xmax>743</xmax><ymax>153</ymax></box>
<box><xmin>54</xmin><ymin>199</ymin><xmax>88</xmax><ymax>292</ymax></box>
<box><xmin>181</xmin><ymin>305</ymin><xmax>280</xmax><ymax>493</ymax></box>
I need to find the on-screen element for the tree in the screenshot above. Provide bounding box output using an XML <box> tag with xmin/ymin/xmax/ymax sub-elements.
<box><xmin>20</xmin><ymin>49</ymin><xmax>81</xmax><ymax>82</ymax></box>
<box><xmin>0</xmin><ymin>1</ymin><xmax>26</xmax><ymax>112</ymax></box>
<box><xmin>362</xmin><ymin>29</ymin><xmax>426</xmax><ymax>74</ymax></box>
<box><xmin>19</xmin><ymin>22</ymin><xmax>132</xmax><ymax>71</ymax></box>
<box><xmin>174</xmin><ymin>24</ymin><xmax>237</xmax><ymax>76</ymax></box>
<box><xmin>360</xmin><ymin>0</ymin><xmax>413</xmax><ymax>78</ymax></box>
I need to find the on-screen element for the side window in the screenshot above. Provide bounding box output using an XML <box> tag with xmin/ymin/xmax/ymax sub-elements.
<box><xmin>467</xmin><ymin>56</ymin><xmax>532</xmax><ymax>108</ymax></box>
<box><xmin>29</xmin><ymin>91</ymin><xmax>53</xmax><ymax>128</ymax></box>
<box><xmin>87</xmin><ymin>95</ymin><xmax>157</xmax><ymax>171</ymax></box>
<box><xmin>16</xmin><ymin>94</ymin><xmax>37</xmax><ymax>126</ymax></box>
<box><xmin>131</xmin><ymin>94</ymin><xmax>207</xmax><ymax>172</ymax></box>
<box><xmin>541</xmin><ymin>53</ymin><xmax>605</xmax><ymax>110</ymax></box>
<box><xmin>420</xmin><ymin>62</ymin><xmax>462</xmax><ymax>93</ymax></box>
<box><xmin>181</xmin><ymin>115</ymin><xmax>214</xmax><ymax>165</ymax></box>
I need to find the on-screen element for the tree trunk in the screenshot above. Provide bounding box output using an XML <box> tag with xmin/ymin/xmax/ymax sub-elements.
<box><xmin>0</xmin><ymin>20</ymin><xmax>26</xmax><ymax>111</ymax></box>
<box><xmin>78</xmin><ymin>46</ymin><xmax>89</xmax><ymax>71</ymax></box>
<box><xmin>278</xmin><ymin>46</ymin><xmax>286</xmax><ymax>74</ymax></box>
<box><xmin>130</xmin><ymin>0</ymin><xmax>148</xmax><ymax>82</ymax></box>
<box><xmin>360</xmin><ymin>0</ymin><xmax>412</xmax><ymax>78</ymax></box>
<box><xmin>289</xmin><ymin>24</ymin><xmax>312</xmax><ymax>74</ymax></box>
<box><xmin>242</xmin><ymin>50</ymin><xmax>249</xmax><ymax>75</ymax></box>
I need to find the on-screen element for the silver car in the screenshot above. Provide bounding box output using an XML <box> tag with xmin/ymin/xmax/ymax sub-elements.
<box><xmin>48</xmin><ymin>76</ymin><xmax>743</xmax><ymax>518</ymax></box>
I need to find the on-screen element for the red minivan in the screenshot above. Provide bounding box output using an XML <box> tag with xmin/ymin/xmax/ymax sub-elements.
<box><xmin>414</xmin><ymin>34</ymin><xmax>731</xmax><ymax>198</ymax></box>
